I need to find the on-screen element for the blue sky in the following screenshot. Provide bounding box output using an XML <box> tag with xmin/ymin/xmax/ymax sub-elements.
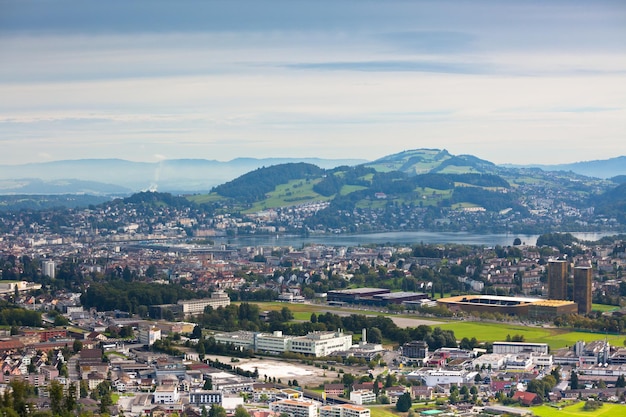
<box><xmin>1</xmin><ymin>0</ymin><xmax>625</xmax><ymax>165</ymax></box>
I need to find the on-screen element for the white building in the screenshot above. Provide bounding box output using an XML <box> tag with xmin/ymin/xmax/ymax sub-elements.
<box><xmin>138</xmin><ymin>326</ymin><xmax>161</xmax><ymax>347</ymax></box>
<box><xmin>320</xmin><ymin>404</ymin><xmax>370</xmax><ymax>417</ymax></box>
<box><xmin>270</xmin><ymin>399</ymin><xmax>318</xmax><ymax>417</ymax></box>
<box><xmin>153</xmin><ymin>385</ymin><xmax>179</xmax><ymax>404</ymax></box>
<box><xmin>213</xmin><ymin>331</ymin><xmax>256</xmax><ymax>350</ymax></box>
<box><xmin>255</xmin><ymin>331</ymin><xmax>291</xmax><ymax>355</ymax></box>
<box><xmin>472</xmin><ymin>353</ymin><xmax>507</xmax><ymax>370</ymax></box>
<box><xmin>493</xmin><ymin>342</ymin><xmax>549</xmax><ymax>355</ymax></box>
<box><xmin>289</xmin><ymin>331</ymin><xmax>352</xmax><ymax>357</ymax></box>
<box><xmin>178</xmin><ymin>291</ymin><xmax>230</xmax><ymax>316</ymax></box>
<box><xmin>410</xmin><ymin>369</ymin><xmax>477</xmax><ymax>387</ymax></box>
<box><xmin>42</xmin><ymin>261</ymin><xmax>56</xmax><ymax>279</ymax></box>
<box><xmin>349</xmin><ymin>390</ymin><xmax>376</xmax><ymax>405</ymax></box>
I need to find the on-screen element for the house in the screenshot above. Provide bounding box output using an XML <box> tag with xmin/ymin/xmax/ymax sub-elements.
<box><xmin>512</xmin><ymin>391</ymin><xmax>541</xmax><ymax>406</ymax></box>
<box><xmin>411</xmin><ymin>386</ymin><xmax>434</xmax><ymax>401</ymax></box>
<box><xmin>324</xmin><ymin>383</ymin><xmax>345</xmax><ymax>397</ymax></box>
<box><xmin>384</xmin><ymin>386</ymin><xmax>406</xmax><ymax>403</ymax></box>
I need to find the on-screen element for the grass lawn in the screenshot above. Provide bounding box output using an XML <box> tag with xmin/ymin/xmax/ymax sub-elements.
<box><xmin>530</xmin><ymin>402</ymin><xmax>626</xmax><ymax>416</ymax></box>
<box><xmin>367</xmin><ymin>406</ymin><xmax>404</xmax><ymax>417</ymax></box>
<box><xmin>436</xmin><ymin>321</ymin><xmax>624</xmax><ymax>350</ymax></box>
<box><xmin>592</xmin><ymin>303</ymin><xmax>620</xmax><ymax>313</ymax></box>
<box><xmin>111</xmin><ymin>393</ymin><xmax>120</xmax><ymax>404</ymax></box>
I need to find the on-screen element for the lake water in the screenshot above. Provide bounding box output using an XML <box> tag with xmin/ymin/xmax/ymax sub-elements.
<box><xmin>213</xmin><ymin>231</ymin><xmax>616</xmax><ymax>248</ymax></box>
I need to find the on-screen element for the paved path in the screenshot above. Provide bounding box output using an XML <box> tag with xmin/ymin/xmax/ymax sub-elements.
<box><xmin>388</xmin><ymin>316</ymin><xmax>443</xmax><ymax>328</ymax></box>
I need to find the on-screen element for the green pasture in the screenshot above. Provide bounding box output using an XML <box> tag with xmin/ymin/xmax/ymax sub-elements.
<box><xmin>339</xmin><ymin>185</ymin><xmax>368</xmax><ymax>195</ymax></box>
<box><xmin>187</xmin><ymin>193</ymin><xmax>224</xmax><ymax>204</ymax></box>
<box><xmin>247</xmin><ymin>179</ymin><xmax>331</xmax><ymax>212</ymax></box>
<box><xmin>367</xmin><ymin>406</ymin><xmax>404</xmax><ymax>417</ymax></box>
<box><xmin>530</xmin><ymin>402</ymin><xmax>626</xmax><ymax>417</ymax></box>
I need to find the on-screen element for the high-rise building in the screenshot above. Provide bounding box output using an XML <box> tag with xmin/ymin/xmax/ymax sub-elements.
<box><xmin>573</xmin><ymin>266</ymin><xmax>592</xmax><ymax>315</ymax></box>
<box><xmin>42</xmin><ymin>260</ymin><xmax>56</xmax><ymax>279</ymax></box>
<box><xmin>548</xmin><ymin>260</ymin><xmax>568</xmax><ymax>300</ymax></box>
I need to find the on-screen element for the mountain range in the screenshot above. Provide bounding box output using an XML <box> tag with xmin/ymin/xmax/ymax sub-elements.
<box><xmin>0</xmin><ymin>151</ymin><xmax>624</xmax><ymax>195</ymax></box>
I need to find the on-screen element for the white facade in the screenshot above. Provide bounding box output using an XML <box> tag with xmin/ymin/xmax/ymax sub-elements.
<box><xmin>213</xmin><ymin>331</ymin><xmax>256</xmax><ymax>350</ymax></box>
<box><xmin>289</xmin><ymin>331</ymin><xmax>352</xmax><ymax>357</ymax></box>
<box><xmin>493</xmin><ymin>342</ymin><xmax>549</xmax><ymax>355</ymax></box>
<box><xmin>42</xmin><ymin>261</ymin><xmax>56</xmax><ymax>279</ymax></box>
<box><xmin>320</xmin><ymin>404</ymin><xmax>370</xmax><ymax>417</ymax></box>
<box><xmin>255</xmin><ymin>331</ymin><xmax>291</xmax><ymax>354</ymax></box>
<box><xmin>138</xmin><ymin>326</ymin><xmax>161</xmax><ymax>346</ymax></box>
<box><xmin>153</xmin><ymin>385</ymin><xmax>179</xmax><ymax>404</ymax></box>
<box><xmin>270</xmin><ymin>399</ymin><xmax>318</xmax><ymax>417</ymax></box>
<box><xmin>178</xmin><ymin>291</ymin><xmax>230</xmax><ymax>316</ymax></box>
<box><xmin>415</xmin><ymin>370</ymin><xmax>475</xmax><ymax>387</ymax></box>
<box><xmin>349</xmin><ymin>390</ymin><xmax>376</xmax><ymax>405</ymax></box>
<box><xmin>472</xmin><ymin>353</ymin><xmax>507</xmax><ymax>370</ymax></box>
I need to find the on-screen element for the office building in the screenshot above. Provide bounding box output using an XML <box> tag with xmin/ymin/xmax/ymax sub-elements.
<box><xmin>548</xmin><ymin>260</ymin><xmax>568</xmax><ymax>300</ymax></box>
<box><xmin>574</xmin><ymin>266</ymin><xmax>592</xmax><ymax>315</ymax></box>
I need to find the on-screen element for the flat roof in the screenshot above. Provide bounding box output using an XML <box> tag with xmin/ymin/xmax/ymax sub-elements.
<box><xmin>329</xmin><ymin>288</ymin><xmax>389</xmax><ymax>295</ymax></box>
<box><xmin>374</xmin><ymin>292</ymin><xmax>427</xmax><ymax>299</ymax></box>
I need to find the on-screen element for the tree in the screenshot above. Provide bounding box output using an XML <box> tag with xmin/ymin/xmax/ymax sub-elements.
<box><xmin>617</xmin><ymin>374</ymin><xmax>626</xmax><ymax>388</ymax></box>
<box><xmin>234</xmin><ymin>405</ymin><xmax>250</xmax><ymax>417</ymax></box>
<box><xmin>368</xmin><ymin>327</ymin><xmax>383</xmax><ymax>344</ymax></box>
<box><xmin>73</xmin><ymin>339</ymin><xmax>83</xmax><ymax>353</ymax></box>
<box><xmin>65</xmin><ymin>382</ymin><xmax>77</xmax><ymax>413</ymax></box>
<box><xmin>49</xmin><ymin>381</ymin><xmax>64</xmax><ymax>416</ymax></box>
<box><xmin>395</xmin><ymin>392</ymin><xmax>412</xmax><ymax>412</ymax></box>
<box><xmin>208</xmin><ymin>404</ymin><xmax>227</xmax><ymax>417</ymax></box>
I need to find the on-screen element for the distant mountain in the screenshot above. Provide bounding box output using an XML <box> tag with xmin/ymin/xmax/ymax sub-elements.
<box><xmin>365</xmin><ymin>149</ymin><xmax>498</xmax><ymax>175</ymax></box>
<box><xmin>0</xmin><ymin>157</ymin><xmax>367</xmax><ymax>195</ymax></box>
<box><xmin>0</xmin><ymin>178</ymin><xmax>131</xmax><ymax>195</ymax></box>
<box><xmin>0</xmin><ymin>194</ymin><xmax>112</xmax><ymax>211</ymax></box>
<box><xmin>594</xmin><ymin>182</ymin><xmax>626</xmax><ymax>223</ymax></box>
<box><xmin>509</xmin><ymin>156</ymin><xmax>626</xmax><ymax>179</ymax></box>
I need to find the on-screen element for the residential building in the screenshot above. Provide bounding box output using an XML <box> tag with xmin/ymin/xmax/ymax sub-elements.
<box><xmin>269</xmin><ymin>399</ymin><xmax>318</xmax><ymax>417</ymax></box>
<box><xmin>320</xmin><ymin>404</ymin><xmax>370</xmax><ymax>417</ymax></box>
<box><xmin>349</xmin><ymin>390</ymin><xmax>376</xmax><ymax>405</ymax></box>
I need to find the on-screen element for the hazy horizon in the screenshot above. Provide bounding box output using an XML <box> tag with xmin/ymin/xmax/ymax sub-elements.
<box><xmin>2</xmin><ymin>0</ymin><xmax>625</xmax><ymax>166</ymax></box>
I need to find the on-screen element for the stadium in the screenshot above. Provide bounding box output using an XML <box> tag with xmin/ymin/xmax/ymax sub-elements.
<box><xmin>437</xmin><ymin>295</ymin><xmax>577</xmax><ymax>319</ymax></box>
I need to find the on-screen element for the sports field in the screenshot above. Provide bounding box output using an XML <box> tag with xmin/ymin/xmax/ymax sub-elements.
<box><xmin>530</xmin><ymin>402</ymin><xmax>626</xmax><ymax>416</ymax></box>
<box><xmin>436</xmin><ymin>321</ymin><xmax>624</xmax><ymax>350</ymax></box>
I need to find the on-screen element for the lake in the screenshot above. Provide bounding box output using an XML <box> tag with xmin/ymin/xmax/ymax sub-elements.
<box><xmin>213</xmin><ymin>231</ymin><xmax>615</xmax><ymax>248</ymax></box>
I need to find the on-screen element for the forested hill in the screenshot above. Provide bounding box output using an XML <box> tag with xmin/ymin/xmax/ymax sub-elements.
<box><xmin>212</xmin><ymin>162</ymin><xmax>324</xmax><ymax>202</ymax></box>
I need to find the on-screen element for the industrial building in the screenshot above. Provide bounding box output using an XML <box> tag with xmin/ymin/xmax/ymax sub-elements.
<box><xmin>548</xmin><ymin>260</ymin><xmax>568</xmax><ymax>300</ymax></box>
<box><xmin>213</xmin><ymin>330</ymin><xmax>352</xmax><ymax>357</ymax></box>
<box><xmin>493</xmin><ymin>342</ymin><xmax>549</xmax><ymax>355</ymax></box>
<box><xmin>327</xmin><ymin>288</ymin><xmax>427</xmax><ymax>306</ymax></box>
<box><xmin>437</xmin><ymin>295</ymin><xmax>577</xmax><ymax>319</ymax></box>
<box><xmin>574</xmin><ymin>266</ymin><xmax>593</xmax><ymax>315</ymax></box>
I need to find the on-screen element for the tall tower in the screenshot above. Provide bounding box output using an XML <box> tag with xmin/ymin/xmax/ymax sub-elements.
<box><xmin>548</xmin><ymin>260</ymin><xmax>568</xmax><ymax>300</ymax></box>
<box><xmin>573</xmin><ymin>266</ymin><xmax>592</xmax><ymax>315</ymax></box>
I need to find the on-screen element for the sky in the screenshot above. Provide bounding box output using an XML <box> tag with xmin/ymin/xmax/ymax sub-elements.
<box><xmin>1</xmin><ymin>0</ymin><xmax>625</xmax><ymax>166</ymax></box>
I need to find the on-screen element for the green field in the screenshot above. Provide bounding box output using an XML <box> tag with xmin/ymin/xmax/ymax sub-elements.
<box><xmin>530</xmin><ymin>402</ymin><xmax>626</xmax><ymax>416</ymax></box>
<box><xmin>247</xmin><ymin>179</ymin><xmax>331</xmax><ymax>212</ymax></box>
<box><xmin>435</xmin><ymin>321</ymin><xmax>624</xmax><ymax>350</ymax></box>
<box><xmin>592</xmin><ymin>303</ymin><xmax>620</xmax><ymax>313</ymax></box>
